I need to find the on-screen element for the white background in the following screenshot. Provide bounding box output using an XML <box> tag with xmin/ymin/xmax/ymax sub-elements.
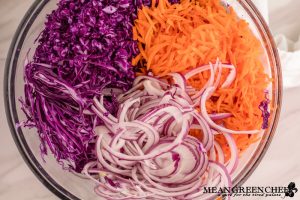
<box><xmin>1</xmin><ymin>0</ymin><xmax>300</xmax><ymax>199</ymax></box>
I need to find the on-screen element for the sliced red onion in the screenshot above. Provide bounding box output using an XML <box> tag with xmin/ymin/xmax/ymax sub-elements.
<box><xmin>213</xmin><ymin>59</ymin><xmax>223</xmax><ymax>88</ymax></box>
<box><xmin>92</xmin><ymin>96</ymin><xmax>118</xmax><ymax>125</ymax></box>
<box><xmin>143</xmin><ymin>80</ymin><xmax>164</xmax><ymax>96</ymax></box>
<box><xmin>221</xmin><ymin>65</ymin><xmax>236</xmax><ymax>88</ymax></box>
<box><xmin>117</xmin><ymin>82</ymin><xmax>144</xmax><ymax>102</ymax></box>
<box><xmin>131</xmin><ymin>166</ymin><xmax>203</xmax><ymax>197</ymax></box>
<box><xmin>118</xmin><ymin>98</ymin><xmax>141</xmax><ymax>122</ymax></box>
<box><xmin>209</xmin><ymin>112</ymin><xmax>232</xmax><ymax>120</ymax></box>
<box><xmin>214</xmin><ymin>141</ymin><xmax>225</xmax><ymax>164</ymax></box>
<box><xmin>166</xmin><ymin>73</ymin><xmax>187</xmax><ymax>91</ymax></box>
<box><xmin>185</xmin><ymin>63</ymin><xmax>235</xmax><ymax>80</ymax></box>
<box><xmin>85</xmin><ymin>62</ymin><xmax>262</xmax><ymax>199</ymax></box>
<box><xmin>191</xmin><ymin>112</ymin><xmax>214</xmax><ymax>150</ymax></box>
<box><xmin>102</xmin><ymin>119</ymin><xmax>189</xmax><ymax>161</ymax></box>
<box><xmin>201</xmin><ymin>86</ymin><xmax>261</xmax><ymax>134</ymax></box>
<box><xmin>185</xmin><ymin>162</ymin><xmax>232</xmax><ymax>200</ymax></box>
<box><xmin>185</xmin><ymin>63</ymin><xmax>236</xmax><ymax>105</ymax></box>
<box><xmin>185</xmin><ymin>65</ymin><xmax>211</xmax><ymax>80</ymax></box>
<box><xmin>132</xmin><ymin>75</ymin><xmax>169</xmax><ymax>88</ymax></box>
<box><xmin>223</xmin><ymin>132</ymin><xmax>239</xmax><ymax>174</ymax></box>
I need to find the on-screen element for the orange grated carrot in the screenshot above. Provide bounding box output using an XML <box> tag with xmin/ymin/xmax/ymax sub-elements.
<box><xmin>132</xmin><ymin>0</ymin><xmax>270</xmax><ymax>160</ymax></box>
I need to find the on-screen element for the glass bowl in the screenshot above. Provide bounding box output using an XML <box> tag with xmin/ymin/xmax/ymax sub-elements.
<box><xmin>4</xmin><ymin>0</ymin><xmax>282</xmax><ymax>199</ymax></box>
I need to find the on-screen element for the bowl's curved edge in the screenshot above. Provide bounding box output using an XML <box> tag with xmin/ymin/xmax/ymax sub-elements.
<box><xmin>4</xmin><ymin>0</ymin><xmax>282</xmax><ymax>199</ymax></box>
<box><xmin>233</xmin><ymin>0</ymin><xmax>283</xmax><ymax>188</ymax></box>
<box><xmin>4</xmin><ymin>0</ymin><xmax>77</xmax><ymax>199</ymax></box>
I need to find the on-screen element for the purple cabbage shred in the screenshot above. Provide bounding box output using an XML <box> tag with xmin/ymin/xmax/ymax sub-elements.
<box><xmin>104</xmin><ymin>176</ymin><xmax>121</xmax><ymax>188</ymax></box>
<box><xmin>20</xmin><ymin>0</ymin><xmax>181</xmax><ymax>172</ymax></box>
<box><xmin>259</xmin><ymin>94</ymin><xmax>270</xmax><ymax>129</ymax></box>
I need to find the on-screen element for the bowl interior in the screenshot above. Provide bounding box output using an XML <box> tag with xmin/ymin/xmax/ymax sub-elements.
<box><xmin>5</xmin><ymin>0</ymin><xmax>281</xmax><ymax>199</ymax></box>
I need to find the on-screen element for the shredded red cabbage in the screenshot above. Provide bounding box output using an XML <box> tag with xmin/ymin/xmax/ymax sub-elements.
<box><xmin>259</xmin><ymin>94</ymin><xmax>270</xmax><ymax>129</ymax></box>
<box><xmin>20</xmin><ymin>0</ymin><xmax>154</xmax><ymax>172</ymax></box>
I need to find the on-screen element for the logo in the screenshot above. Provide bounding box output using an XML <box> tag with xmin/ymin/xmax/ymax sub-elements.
<box><xmin>203</xmin><ymin>182</ymin><xmax>298</xmax><ymax>199</ymax></box>
<box><xmin>285</xmin><ymin>182</ymin><xmax>298</xmax><ymax>198</ymax></box>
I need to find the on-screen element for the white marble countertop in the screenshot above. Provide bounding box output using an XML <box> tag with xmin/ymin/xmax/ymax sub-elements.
<box><xmin>0</xmin><ymin>0</ymin><xmax>300</xmax><ymax>200</ymax></box>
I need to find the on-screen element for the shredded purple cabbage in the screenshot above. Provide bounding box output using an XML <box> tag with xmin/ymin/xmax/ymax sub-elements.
<box><xmin>20</xmin><ymin>0</ymin><xmax>181</xmax><ymax>172</ymax></box>
<box><xmin>20</xmin><ymin>0</ymin><xmax>155</xmax><ymax>172</ymax></box>
<box><xmin>259</xmin><ymin>94</ymin><xmax>270</xmax><ymax>129</ymax></box>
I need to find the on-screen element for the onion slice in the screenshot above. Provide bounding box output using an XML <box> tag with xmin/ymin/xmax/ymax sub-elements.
<box><xmin>84</xmin><ymin>61</ymin><xmax>263</xmax><ymax>199</ymax></box>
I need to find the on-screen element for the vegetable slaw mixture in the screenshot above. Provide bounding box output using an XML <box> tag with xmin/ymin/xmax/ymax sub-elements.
<box><xmin>20</xmin><ymin>0</ymin><xmax>271</xmax><ymax>199</ymax></box>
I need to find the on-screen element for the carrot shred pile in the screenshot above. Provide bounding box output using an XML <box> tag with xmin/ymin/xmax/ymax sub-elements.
<box><xmin>133</xmin><ymin>0</ymin><xmax>270</xmax><ymax>159</ymax></box>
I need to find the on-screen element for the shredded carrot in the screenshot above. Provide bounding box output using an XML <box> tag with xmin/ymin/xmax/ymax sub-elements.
<box><xmin>133</xmin><ymin>0</ymin><xmax>270</xmax><ymax>160</ymax></box>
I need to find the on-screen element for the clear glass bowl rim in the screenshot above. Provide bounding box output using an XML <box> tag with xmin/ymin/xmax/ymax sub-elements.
<box><xmin>4</xmin><ymin>0</ymin><xmax>282</xmax><ymax>199</ymax></box>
